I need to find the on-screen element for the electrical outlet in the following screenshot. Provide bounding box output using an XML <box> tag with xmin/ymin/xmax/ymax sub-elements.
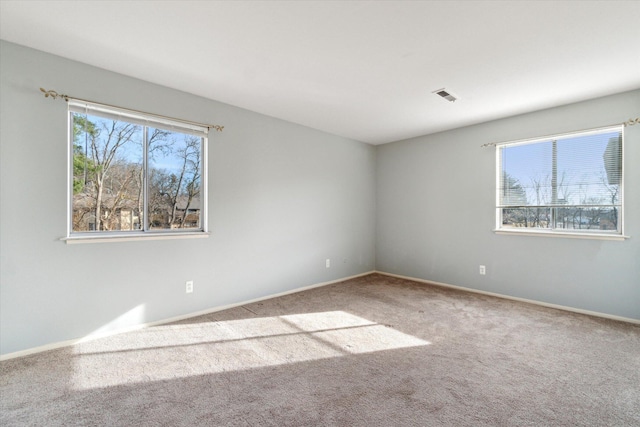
<box><xmin>479</xmin><ymin>265</ymin><xmax>486</xmax><ymax>275</ymax></box>
<box><xmin>326</xmin><ymin>259</ymin><xmax>331</xmax><ymax>268</ymax></box>
<box><xmin>186</xmin><ymin>280</ymin><xmax>193</xmax><ymax>293</ymax></box>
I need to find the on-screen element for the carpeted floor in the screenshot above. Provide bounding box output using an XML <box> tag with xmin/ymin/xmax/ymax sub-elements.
<box><xmin>1</xmin><ymin>273</ymin><xmax>639</xmax><ymax>426</ymax></box>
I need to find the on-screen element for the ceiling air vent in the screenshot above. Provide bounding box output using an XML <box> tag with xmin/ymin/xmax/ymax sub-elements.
<box><xmin>433</xmin><ymin>88</ymin><xmax>458</xmax><ymax>102</ymax></box>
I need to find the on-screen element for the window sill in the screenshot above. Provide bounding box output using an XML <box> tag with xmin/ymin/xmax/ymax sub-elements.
<box><xmin>62</xmin><ymin>231</ymin><xmax>210</xmax><ymax>244</ymax></box>
<box><xmin>493</xmin><ymin>229</ymin><xmax>629</xmax><ymax>241</ymax></box>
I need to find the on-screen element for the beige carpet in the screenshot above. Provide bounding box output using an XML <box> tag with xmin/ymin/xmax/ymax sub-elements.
<box><xmin>1</xmin><ymin>273</ymin><xmax>639</xmax><ymax>426</ymax></box>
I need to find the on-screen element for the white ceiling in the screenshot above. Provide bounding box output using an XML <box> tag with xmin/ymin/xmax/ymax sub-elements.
<box><xmin>1</xmin><ymin>1</ymin><xmax>639</xmax><ymax>145</ymax></box>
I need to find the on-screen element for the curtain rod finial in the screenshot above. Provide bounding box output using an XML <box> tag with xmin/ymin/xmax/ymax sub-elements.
<box><xmin>39</xmin><ymin>87</ymin><xmax>69</xmax><ymax>101</ymax></box>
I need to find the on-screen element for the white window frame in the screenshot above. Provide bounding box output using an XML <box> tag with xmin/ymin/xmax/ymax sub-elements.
<box><xmin>64</xmin><ymin>100</ymin><xmax>209</xmax><ymax>243</ymax></box>
<box><xmin>494</xmin><ymin>125</ymin><xmax>628</xmax><ymax>241</ymax></box>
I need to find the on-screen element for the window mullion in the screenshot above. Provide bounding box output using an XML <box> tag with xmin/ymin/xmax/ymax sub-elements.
<box><xmin>143</xmin><ymin>126</ymin><xmax>149</xmax><ymax>232</ymax></box>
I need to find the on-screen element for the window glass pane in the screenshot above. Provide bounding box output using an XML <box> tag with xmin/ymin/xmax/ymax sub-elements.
<box><xmin>501</xmin><ymin>207</ymin><xmax>552</xmax><ymax>229</ymax></box>
<box><xmin>72</xmin><ymin>113</ymin><xmax>143</xmax><ymax>232</ymax></box>
<box><xmin>500</xmin><ymin>142</ymin><xmax>552</xmax><ymax>207</ymax></box>
<box><xmin>147</xmin><ymin>128</ymin><xmax>202</xmax><ymax>230</ymax></box>
<box><xmin>555</xmin><ymin>206</ymin><xmax>621</xmax><ymax>232</ymax></box>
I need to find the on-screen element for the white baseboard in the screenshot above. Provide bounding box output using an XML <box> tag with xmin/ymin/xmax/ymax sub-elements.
<box><xmin>0</xmin><ymin>271</ymin><xmax>375</xmax><ymax>361</ymax></box>
<box><xmin>375</xmin><ymin>271</ymin><xmax>640</xmax><ymax>325</ymax></box>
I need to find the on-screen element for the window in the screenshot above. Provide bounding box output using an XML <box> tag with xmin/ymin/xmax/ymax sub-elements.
<box><xmin>68</xmin><ymin>101</ymin><xmax>208</xmax><ymax>239</ymax></box>
<box><xmin>496</xmin><ymin>126</ymin><xmax>624</xmax><ymax>238</ymax></box>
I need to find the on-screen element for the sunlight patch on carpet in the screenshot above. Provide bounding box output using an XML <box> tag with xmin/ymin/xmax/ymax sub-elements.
<box><xmin>71</xmin><ymin>311</ymin><xmax>429</xmax><ymax>390</ymax></box>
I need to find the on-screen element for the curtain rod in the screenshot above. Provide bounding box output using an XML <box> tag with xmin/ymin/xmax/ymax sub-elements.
<box><xmin>480</xmin><ymin>117</ymin><xmax>638</xmax><ymax>148</ymax></box>
<box><xmin>40</xmin><ymin>88</ymin><xmax>224</xmax><ymax>132</ymax></box>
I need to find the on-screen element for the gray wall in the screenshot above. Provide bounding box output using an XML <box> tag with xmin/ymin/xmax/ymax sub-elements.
<box><xmin>0</xmin><ymin>41</ymin><xmax>377</xmax><ymax>356</ymax></box>
<box><xmin>377</xmin><ymin>90</ymin><xmax>640</xmax><ymax>320</ymax></box>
